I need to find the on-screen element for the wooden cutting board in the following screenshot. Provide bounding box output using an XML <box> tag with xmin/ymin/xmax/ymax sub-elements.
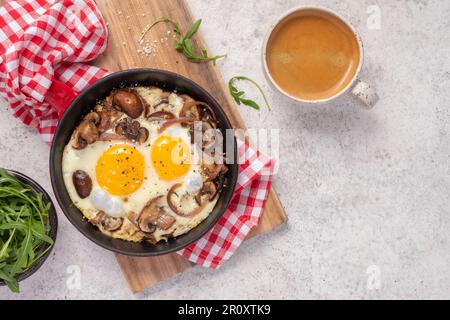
<box><xmin>94</xmin><ymin>0</ymin><xmax>288</xmax><ymax>293</ymax></box>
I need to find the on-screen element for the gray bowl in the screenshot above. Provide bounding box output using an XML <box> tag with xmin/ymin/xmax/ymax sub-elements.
<box><xmin>0</xmin><ymin>170</ymin><xmax>58</xmax><ymax>287</ymax></box>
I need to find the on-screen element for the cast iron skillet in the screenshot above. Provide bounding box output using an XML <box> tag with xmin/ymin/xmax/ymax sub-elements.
<box><xmin>49</xmin><ymin>68</ymin><xmax>238</xmax><ymax>257</ymax></box>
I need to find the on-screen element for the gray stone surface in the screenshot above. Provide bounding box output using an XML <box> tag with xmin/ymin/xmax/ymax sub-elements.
<box><xmin>1</xmin><ymin>0</ymin><xmax>449</xmax><ymax>299</ymax></box>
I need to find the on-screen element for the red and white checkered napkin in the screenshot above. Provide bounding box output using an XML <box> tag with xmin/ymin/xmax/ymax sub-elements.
<box><xmin>178</xmin><ymin>139</ymin><xmax>275</xmax><ymax>268</ymax></box>
<box><xmin>0</xmin><ymin>0</ymin><xmax>276</xmax><ymax>269</ymax></box>
<box><xmin>0</xmin><ymin>0</ymin><xmax>109</xmax><ymax>144</ymax></box>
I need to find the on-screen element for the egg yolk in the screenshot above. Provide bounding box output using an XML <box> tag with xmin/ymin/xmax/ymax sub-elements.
<box><xmin>96</xmin><ymin>145</ymin><xmax>145</xmax><ymax>196</ymax></box>
<box><xmin>151</xmin><ymin>136</ymin><xmax>191</xmax><ymax>180</ymax></box>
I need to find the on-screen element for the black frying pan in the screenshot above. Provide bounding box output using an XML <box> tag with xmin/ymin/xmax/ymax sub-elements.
<box><xmin>49</xmin><ymin>69</ymin><xmax>238</xmax><ymax>257</ymax></box>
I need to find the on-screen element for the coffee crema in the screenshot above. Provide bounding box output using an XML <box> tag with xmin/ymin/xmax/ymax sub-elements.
<box><xmin>266</xmin><ymin>9</ymin><xmax>360</xmax><ymax>101</ymax></box>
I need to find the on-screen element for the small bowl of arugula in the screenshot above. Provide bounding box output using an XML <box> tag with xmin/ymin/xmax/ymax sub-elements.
<box><xmin>0</xmin><ymin>169</ymin><xmax>57</xmax><ymax>293</ymax></box>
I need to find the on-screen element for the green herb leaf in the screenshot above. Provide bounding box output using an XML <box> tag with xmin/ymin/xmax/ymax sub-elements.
<box><xmin>141</xmin><ymin>17</ymin><xmax>226</xmax><ymax>65</ymax></box>
<box><xmin>184</xmin><ymin>19</ymin><xmax>202</xmax><ymax>39</ymax></box>
<box><xmin>139</xmin><ymin>17</ymin><xmax>181</xmax><ymax>43</ymax></box>
<box><xmin>228</xmin><ymin>76</ymin><xmax>272</xmax><ymax>111</ymax></box>
<box><xmin>239</xmin><ymin>98</ymin><xmax>261</xmax><ymax>110</ymax></box>
<box><xmin>182</xmin><ymin>39</ymin><xmax>195</xmax><ymax>55</ymax></box>
<box><xmin>0</xmin><ymin>269</ymin><xmax>19</xmax><ymax>293</ymax></box>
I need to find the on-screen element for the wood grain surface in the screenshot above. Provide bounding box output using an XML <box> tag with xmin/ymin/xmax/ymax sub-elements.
<box><xmin>2</xmin><ymin>0</ymin><xmax>287</xmax><ymax>293</ymax></box>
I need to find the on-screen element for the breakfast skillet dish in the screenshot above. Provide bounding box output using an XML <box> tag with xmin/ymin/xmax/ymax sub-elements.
<box><xmin>62</xmin><ymin>87</ymin><xmax>228</xmax><ymax>244</ymax></box>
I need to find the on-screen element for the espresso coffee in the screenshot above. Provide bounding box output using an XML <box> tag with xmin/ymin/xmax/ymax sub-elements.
<box><xmin>266</xmin><ymin>9</ymin><xmax>360</xmax><ymax>101</ymax></box>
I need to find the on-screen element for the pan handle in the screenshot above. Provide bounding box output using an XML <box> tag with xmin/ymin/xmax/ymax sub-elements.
<box><xmin>45</xmin><ymin>79</ymin><xmax>79</xmax><ymax>119</ymax></box>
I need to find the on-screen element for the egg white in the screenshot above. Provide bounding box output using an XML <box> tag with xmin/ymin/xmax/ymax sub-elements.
<box><xmin>62</xmin><ymin>90</ymin><xmax>220</xmax><ymax>243</ymax></box>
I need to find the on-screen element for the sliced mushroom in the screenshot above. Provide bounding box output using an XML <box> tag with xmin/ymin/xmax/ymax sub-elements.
<box><xmin>72</xmin><ymin>170</ymin><xmax>92</xmax><ymax>199</ymax></box>
<box><xmin>127</xmin><ymin>211</ymin><xmax>140</xmax><ymax>227</ymax></box>
<box><xmin>138</xmin><ymin>196</ymin><xmax>177</xmax><ymax>232</ymax></box>
<box><xmin>195</xmin><ymin>181</ymin><xmax>218</xmax><ymax>205</ymax></box>
<box><xmin>114</xmin><ymin>117</ymin><xmax>148</xmax><ymax>143</ymax></box>
<box><xmin>201</xmin><ymin>162</ymin><xmax>228</xmax><ymax>181</ymax></box>
<box><xmin>92</xmin><ymin>211</ymin><xmax>123</xmax><ymax>232</ymax></box>
<box><xmin>112</xmin><ymin>89</ymin><xmax>144</xmax><ymax>119</ymax></box>
<box><xmin>71</xmin><ymin>112</ymin><xmax>100</xmax><ymax>149</ymax></box>
<box><xmin>198</xmin><ymin>102</ymin><xmax>217</xmax><ymax>123</ymax></box>
<box><xmin>137</xmin><ymin>127</ymin><xmax>149</xmax><ymax>143</ymax></box>
<box><xmin>138</xmin><ymin>196</ymin><xmax>164</xmax><ymax>233</ymax></box>
<box><xmin>140</xmin><ymin>221</ymin><xmax>156</xmax><ymax>234</ymax></box>
<box><xmin>70</xmin><ymin>134</ymin><xmax>87</xmax><ymax>150</ymax></box>
<box><xmin>97</xmin><ymin>110</ymin><xmax>122</xmax><ymax>133</ymax></box>
<box><xmin>180</xmin><ymin>99</ymin><xmax>217</xmax><ymax>124</ymax></box>
<box><xmin>214</xmin><ymin>173</ymin><xmax>226</xmax><ymax>196</ymax></box>
<box><xmin>179</xmin><ymin>100</ymin><xmax>201</xmax><ymax>120</ymax></box>
<box><xmin>115</xmin><ymin>119</ymin><xmax>129</xmax><ymax>136</ymax></box>
<box><xmin>167</xmin><ymin>184</ymin><xmax>208</xmax><ymax>217</ymax></box>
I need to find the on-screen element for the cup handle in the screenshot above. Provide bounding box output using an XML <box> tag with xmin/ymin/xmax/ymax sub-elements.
<box><xmin>351</xmin><ymin>79</ymin><xmax>379</xmax><ymax>109</ymax></box>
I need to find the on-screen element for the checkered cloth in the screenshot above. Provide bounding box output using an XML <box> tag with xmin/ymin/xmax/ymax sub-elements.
<box><xmin>179</xmin><ymin>139</ymin><xmax>274</xmax><ymax>268</ymax></box>
<box><xmin>0</xmin><ymin>0</ymin><xmax>275</xmax><ymax>269</ymax></box>
<box><xmin>0</xmin><ymin>0</ymin><xmax>109</xmax><ymax>144</ymax></box>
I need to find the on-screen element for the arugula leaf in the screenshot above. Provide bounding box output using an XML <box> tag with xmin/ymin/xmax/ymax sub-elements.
<box><xmin>228</xmin><ymin>76</ymin><xmax>272</xmax><ymax>111</ymax></box>
<box><xmin>141</xmin><ymin>17</ymin><xmax>226</xmax><ymax>65</ymax></box>
<box><xmin>0</xmin><ymin>269</ymin><xmax>19</xmax><ymax>293</ymax></box>
<box><xmin>139</xmin><ymin>16</ymin><xmax>182</xmax><ymax>43</ymax></box>
<box><xmin>184</xmin><ymin>19</ymin><xmax>202</xmax><ymax>40</ymax></box>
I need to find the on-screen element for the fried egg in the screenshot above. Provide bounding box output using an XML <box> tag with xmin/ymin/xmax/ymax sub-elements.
<box><xmin>62</xmin><ymin>86</ymin><xmax>226</xmax><ymax>244</ymax></box>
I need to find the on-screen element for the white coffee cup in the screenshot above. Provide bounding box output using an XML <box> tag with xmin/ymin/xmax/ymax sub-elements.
<box><xmin>262</xmin><ymin>6</ymin><xmax>379</xmax><ymax>109</ymax></box>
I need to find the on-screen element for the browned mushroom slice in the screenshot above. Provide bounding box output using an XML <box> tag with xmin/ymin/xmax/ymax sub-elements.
<box><xmin>70</xmin><ymin>134</ymin><xmax>87</xmax><ymax>150</ymax></box>
<box><xmin>179</xmin><ymin>100</ymin><xmax>201</xmax><ymax>120</ymax></box>
<box><xmin>201</xmin><ymin>162</ymin><xmax>228</xmax><ymax>181</ymax></box>
<box><xmin>114</xmin><ymin>117</ymin><xmax>148</xmax><ymax>143</ymax></box>
<box><xmin>127</xmin><ymin>211</ymin><xmax>140</xmax><ymax>227</ymax></box>
<box><xmin>111</xmin><ymin>89</ymin><xmax>144</xmax><ymax>119</ymax></box>
<box><xmin>115</xmin><ymin>118</ymin><xmax>129</xmax><ymax>136</ymax></box>
<box><xmin>180</xmin><ymin>99</ymin><xmax>217</xmax><ymax>124</ymax></box>
<box><xmin>138</xmin><ymin>196</ymin><xmax>176</xmax><ymax>232</ymax></box>
<box><xmin>198</xmin><ymin>102</ymin><xmax>217</xmax><ymax>123</ymax></box>
<box><xmin>71</xmin><ymin>112</ymin><xmax>100</xmax><ymax>149</ymax></box>
<box><xmin>92</xmin><ymin>211</ymin><xmax>123</xmax><ymax>232</ymax></box>
<box><xmin>194</xmin><ymin>181</ymin><xmax>219</xmax><ymax>205</ymax></box>
<box><xmin>72</xmin><ymin>170</ymin><xmax>92</xmax><ymax>199</ymax></box>
<box><xmin>97</xmin><ymin>110</ymin><xmax>122</xmax><ymax>133</ymax></box>
<box><xmin>214</xmin><ymin>173</ymin><xmax>226</xmax><ymax>196</ymax></box>
<box><xmin>138</xmin><ymin>196</ymin><xmax>164</xmax><ymax>233</ymax></box>
<box><xmin>167</xmin><ymin>184</ymin><xmax>208</xmax><ymax>217</ymax></box>
<box><xmin>195</xmin><ymin>168</ymin><xmax>227</xmax><ymax>205</ymax></box>
<box><xmin>137</xmin><ymin>127</ymin><xmax>149</xmax><ymax>143</ymax></box>
<box><xmin>79</xmin><ymin>112</ymin><xmax>100</xmax><ymax>144</ymax></box>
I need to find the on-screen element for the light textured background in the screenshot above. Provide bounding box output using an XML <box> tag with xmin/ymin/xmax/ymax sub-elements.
<box><xmin>1</xmin><ymin>0</ymin><xmax>450</xmax><ymax>299</ymax></box>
